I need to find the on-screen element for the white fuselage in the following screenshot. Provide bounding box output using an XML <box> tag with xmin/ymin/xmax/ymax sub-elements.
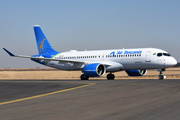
<box><xmin>44</xmin><ymin>48</ymin><xmax>177</xmax><ymax>72</ymax></box>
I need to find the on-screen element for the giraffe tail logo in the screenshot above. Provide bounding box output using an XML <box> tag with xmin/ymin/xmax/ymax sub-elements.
<box><xmin>39</xmin><ymin>38</ymin><xmax>46</xmax><ymax>53</ymax></box>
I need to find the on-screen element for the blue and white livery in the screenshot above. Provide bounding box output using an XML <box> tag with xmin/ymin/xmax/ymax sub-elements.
<box><xmin>3</xmin><ymin>25</ymin><xmax>177</xmax><ymax>80</ymax></box>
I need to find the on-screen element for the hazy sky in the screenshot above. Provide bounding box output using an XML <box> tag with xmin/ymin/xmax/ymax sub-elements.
<box><xmin>1</xmin><ymin>0</ymin><xmax>180</xmax><ymax>68</ymax></box>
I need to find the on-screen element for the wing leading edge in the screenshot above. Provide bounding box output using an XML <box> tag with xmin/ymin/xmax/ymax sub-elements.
<box><xmin>3</xmin><ymin>48</ymin><xmax>112</xmax><ymax>66</ymax></box>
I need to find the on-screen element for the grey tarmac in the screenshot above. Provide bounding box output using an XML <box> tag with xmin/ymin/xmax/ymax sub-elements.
<box><xmin>0</xmin><ymin>79</ymin><xmax>180</xmax><ymax>120</ymax></box>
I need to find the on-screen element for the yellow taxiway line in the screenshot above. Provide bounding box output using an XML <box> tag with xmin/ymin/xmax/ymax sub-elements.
<box><xmin>0</xmin><ymin>83</ymin><xmax>95</xmax><ymax>106</ymax></box>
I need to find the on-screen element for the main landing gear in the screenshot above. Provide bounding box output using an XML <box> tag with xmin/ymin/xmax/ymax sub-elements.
<box><xmin>80</xmin><ymin>73</ymin><xmax>115</xmax><ymax>80</ymax></box>
<box><xmin>107</xmin><ymin>73</ymin><xmax>115</xmax><ymax>80</ymax></box>
<box><xmin>80</xmin><ymin>74</ymin><xmax>89</xmax><ymax>80</ymax></box>
<box><xmin>158</xmin><ymin>69</ymin><xmax>166</xmax><ymax>80</ymax></box>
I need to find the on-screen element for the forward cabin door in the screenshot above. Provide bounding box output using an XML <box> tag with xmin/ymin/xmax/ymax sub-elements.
<box><xmin>145</xmin><ymin>51</ymin><xmax>151</xmax><ymax>62</ymax></box>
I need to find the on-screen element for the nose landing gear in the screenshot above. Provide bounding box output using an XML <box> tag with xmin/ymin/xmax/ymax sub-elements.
<box><xmin>157</xmin><ymin>69</ymin><xmax>166</xmax><ymax>80</ymax></box>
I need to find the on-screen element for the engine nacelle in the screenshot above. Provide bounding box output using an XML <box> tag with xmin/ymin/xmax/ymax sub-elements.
<box><xmin>83</xmin><ymin>63</ymin><xmax>106</xmax><ymax>77</ymax></box>
<box><xmin>126</xmin><ymin>69</ymin><xmax>147</xmax><ymax>76</ymax></box>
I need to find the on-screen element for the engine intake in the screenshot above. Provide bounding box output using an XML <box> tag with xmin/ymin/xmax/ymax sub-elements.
<box><xmin>126</xmin><ymin>69</ymin><xmax>147</xmax><ymax>76</ymax></box>
<box><xmin>83</xmin><ymin>63</ymin><xmax>106</xmax><ymax>77</ymax></box>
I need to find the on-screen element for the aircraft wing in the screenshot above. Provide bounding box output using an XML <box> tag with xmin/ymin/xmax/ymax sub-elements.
<box><xmin>3</xmin><ymin>48</ymin><xmax>112</xmax><ymax>65</ymax></box>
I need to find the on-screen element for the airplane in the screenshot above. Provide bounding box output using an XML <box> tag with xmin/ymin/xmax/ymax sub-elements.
<box><xmin>3</xmin><ymin>25</ymin><xmax>177</xmax><ymax>80</ymax></box>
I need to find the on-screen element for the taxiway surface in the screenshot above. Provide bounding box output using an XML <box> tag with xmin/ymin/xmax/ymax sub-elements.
<box><xmin>0</xmin><ymin>79</ymin><xmax>180</xmax><ymax>120</ymax></box>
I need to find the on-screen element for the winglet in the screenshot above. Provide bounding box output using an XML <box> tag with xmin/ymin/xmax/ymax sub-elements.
<box><xmin>3</xmin><ymin>48</ymin><xmax>15</xmax><ymax>56</ymax></box>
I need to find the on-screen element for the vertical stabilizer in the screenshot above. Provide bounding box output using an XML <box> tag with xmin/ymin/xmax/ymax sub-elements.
<box><xmin>33</xmin><ymin>25</ymin><xmax>58</xmax><ymax>54</ymax></box>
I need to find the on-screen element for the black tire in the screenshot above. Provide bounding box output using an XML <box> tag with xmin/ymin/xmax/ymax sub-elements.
<box><xmin>80</xmin><ymin>74</ymin><xmax>89</xmax><ymax>80</ymax></box>
<box><xmin>107</xmin><ymin>74</ymin><xmax>111</xmax><ymax>80</ymax></box>
<box><xmin>159</xmin><ymin>75</ymin><xmax>164</xmax><ymax>80</ymax></box>
<box><xmin>111</xmin><ymin>74</ymin><xmax>115</xmax><ymax>80</ymax></box>
<box><xmin>107</xmin><ymin>74</ymin><xmax>115</xmax><ymax>80</ymax></box>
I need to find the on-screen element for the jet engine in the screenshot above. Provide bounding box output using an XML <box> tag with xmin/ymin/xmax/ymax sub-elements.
<box><xmin>83</xmin><ymin>63</ymin><xmax>106</xmax><ymax>77</ymax></box>
<box><xmin>126</xmin><ymin>69</ymin><xmax>147</xmax><ymax>76</ymax></box>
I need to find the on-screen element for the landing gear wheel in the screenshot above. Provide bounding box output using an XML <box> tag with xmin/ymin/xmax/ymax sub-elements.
<box><xmin>80</xmin><ymin>74</ymin><xmax>89</xmax><ymax>80</ymax></box>
<box><xmin>159</xmin><ymin>75</ymin><xmax>164</xmax><ymax>80</ymax></box>
<box><xmin>107</xmin><ymin>73</ymin><xmax>115</xmax><ymax>80</ymax></box>
<box><xmin>158</xmin><ymin>69</ymin><xmax>165</xmax><ymax>80</ymax></box>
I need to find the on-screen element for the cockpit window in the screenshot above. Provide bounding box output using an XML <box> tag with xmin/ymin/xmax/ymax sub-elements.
<box><xmin>163</xmin><ymin>53</ymin><xmax>171</xmax><ymax>56</ymax></box>
<box><xmin>157</xmin><ymin>53</ymin><xmax>162</xmax><ymax>57</ymax></box>
<box><xmin>157</xmin><ymin>53</ymin><xmax>171</xmax><ymax>57</ymax></box>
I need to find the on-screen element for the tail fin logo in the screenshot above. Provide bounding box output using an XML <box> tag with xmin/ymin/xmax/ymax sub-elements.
<box><xmin>39</xmin><ymin>38</ymin><xmax>46</xmax><ymax>53</ymax></box>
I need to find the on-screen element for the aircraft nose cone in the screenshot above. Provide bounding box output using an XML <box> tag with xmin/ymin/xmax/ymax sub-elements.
<box><xmin>173</xmin><ymin>58</ymin><xmax>178</xmax><ymax>66</ymax></box>
<box><xmin>165</xmin><ymin>57</ymin><xmax>177</xmax><ymax>67</ymax></box>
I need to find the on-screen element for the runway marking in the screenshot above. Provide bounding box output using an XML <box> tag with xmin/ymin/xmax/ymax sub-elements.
<box><xmin>0</xmin><ymin>83</ymin><xmax>95</xmax><ymax>106</ymax></box>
